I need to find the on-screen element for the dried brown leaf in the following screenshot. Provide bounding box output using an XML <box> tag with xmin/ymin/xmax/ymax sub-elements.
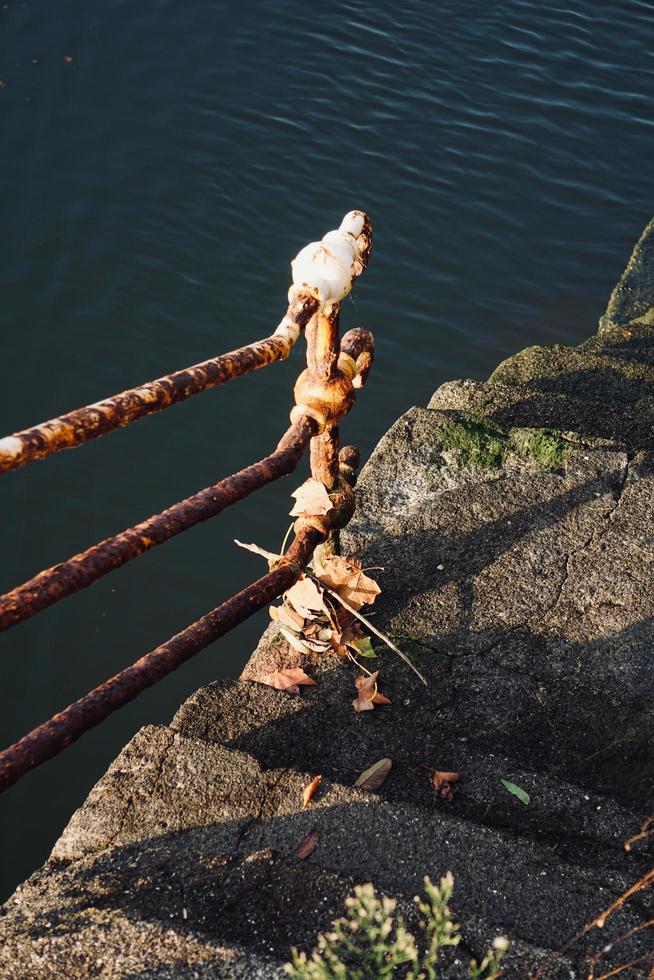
<box><xmin>234</xmin><ymin>539</ymin><xmax>280</xmax><ymax>562</ymax></box>
<box><xmin>301</xmin><ymin>636</ymin><xmax>332</xmax><ymax>653</ymax></box>
<box><xmin>342</xmin><ymin>569</ymin><xmax>382</xmax><ymax>611</ymax></box>
<box><xmin>355</xmin><ymin>758</ymin><xmax>393</xmax><ymax>791</ymax></box>
<box><xmin>253</xmin><ymin>668</ymin><xmax>317</xmax><ymax>696</ymax></box>
<box><xmin>295</xmin><ymin>829</ymin><xmax>320</xmax><ymax>859</ymax></box>
<box><xmin>302</xmin><ymin>775</ymin><xmax>322</xmax><ymax>808</ymax></box>
<box><xmin>290</xmin><ymin>479</ymin><xmax>333</xmax><ymax>518</ymax></box>
<box><xmin>433</xmin><ymin>770</ymin><xmax>460</xmax><ymax>802</ymax></box>
<box><xmin>352</xmin><ymin>671</ymin><xmax>390</xmax><ymax>712</ymax></box>
<box><xmin>278</xmin><ymin>626</ymin><xmax>314</xmax><ymax>655</ymax></box>
<box><xmin>314</xmin><ymin>553</ymin><xmax>381</xmax><ymax>611</ymax></box>
<box><xmin>277</xmin><ymin>604</ymin><xmax>306</xmax><ymax>630</ymax></box>
<box><xmin>285</xmin><ymin>577</ymin><xmax>326</xmax><ymax>618</ymax></box>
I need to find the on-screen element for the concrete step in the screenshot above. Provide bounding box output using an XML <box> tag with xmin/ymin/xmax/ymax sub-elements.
<box><xmin>489</xmin><ymin>342</ymin><xmax>654</xmax><ymax>416</ymax></box>
<box><xmin>579</xmin><ymin>319</ymin><xmax>654</xmax><ymax>366</ymax></box>
<box><xmin>173</xmin><ymin>671</ymin><xmax>646</xmax><ymax>874</ymax></box>
<box><xmin>1</xmin><ymin>724</ymin><xmax>650</xmax><ymax>979</ymax></box>
<box><xmin>428</xmin><ymin>376</ymin><xmax>654</xmax><ymax>449</ymax></box>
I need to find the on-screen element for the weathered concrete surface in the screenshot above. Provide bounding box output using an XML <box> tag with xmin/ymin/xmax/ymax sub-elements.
<box><xmin>1</xmin><ymin>725</ymin><xmax>649</xmax><ymax>978</ymax></box>
<box><xmin>2</xmin><ymin>222</ymin><xmax>654</xmax><ymax>978</ymax></box>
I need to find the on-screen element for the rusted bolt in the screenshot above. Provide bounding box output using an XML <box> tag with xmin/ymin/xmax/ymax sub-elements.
<box><xmin>327</xmin><ymin>478</ymin><xmax>355</xmax><ymax>529</ymax></box>
<box><xmin>293</xmin><ymin>369</ymin><xmax>355</xmax><ymax>426</ymax></box>
<box><xmin>338</xmin><ymin>445</ymin><xmax>360</xmax><ymax>488</ymax></box>
<box><xmin>339</xmin><ymin>445</ymin><xmax>360</xmax><ymax>469</ymax></box>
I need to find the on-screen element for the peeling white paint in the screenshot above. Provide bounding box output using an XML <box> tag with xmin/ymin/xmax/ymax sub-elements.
<box><xmin>0</xmin><ymin>436</ymin><xmax>22</xmax><ymax>459</ymax></box>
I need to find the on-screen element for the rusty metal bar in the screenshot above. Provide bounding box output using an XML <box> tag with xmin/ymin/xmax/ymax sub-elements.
<box><xmin>0</xmin><ymin>524</ymin><xmax>325</xmax><ymax>793</ymax></box>
<box><xmin>0</xmin><ymin>416</ymin><xmax>317</xmax><ymax>634</ymax></box>
<box><xmin>0</xmin><ymin>292</ymin><xmax>319</xmax><ymax>476</ymax></box>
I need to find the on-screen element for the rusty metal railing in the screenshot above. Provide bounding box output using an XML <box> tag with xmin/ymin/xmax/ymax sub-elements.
<box><xmin>0</xmin><ymin>210</ymin><xmax>374</xmax><ymax>792</ymax></box>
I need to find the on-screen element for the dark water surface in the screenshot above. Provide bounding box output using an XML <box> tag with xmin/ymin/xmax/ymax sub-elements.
<box><xmin>1</xmin><ymin>0</ymin><xmax>652</xmax><ymax>899</ymax></box>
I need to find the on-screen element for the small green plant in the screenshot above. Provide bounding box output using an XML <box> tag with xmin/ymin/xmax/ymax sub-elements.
<box><xmin>285</xmin><ymin>872</ymin><xmax>508</xmax><ymax>979</ymax></box>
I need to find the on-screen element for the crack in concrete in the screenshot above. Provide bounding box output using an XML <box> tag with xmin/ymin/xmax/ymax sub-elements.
<box><xmin>105</xmin><ymin>730</ymin><xmax>176</xmax><ymax>851</ymax></box>
<box><xmin>533</xmin><ymin>454</ymin><xmax>632</xmax><ymax>626</ymax></box>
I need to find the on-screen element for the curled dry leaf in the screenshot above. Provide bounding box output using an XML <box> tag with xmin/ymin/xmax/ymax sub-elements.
<box><xmin>234</xmin><ymin>539</ymin><xmax>280</xmax><ymax>564</ymax></box>
<box><xmin>270</xmin><ymin>604</ymin><xmax>305</xmax><ymax>630</ymax></box>
<box><xmin>252</xmin><ymin>668</ymin><xmax>317</xmax><ymax>696</ymax></box>
<box><xmin>285</xmin><ymin>576</ymin><xmax>327</xmax><ymax>619</ymax></box>
<box><xmin>433</xmin><ymin>770</ymin><xmax>460</xmax><ymax>802</ymax></box>
<box><xmin>314</xmin><ymin>553</ymin><xmax>381</xmax><ymax>611</ymax></box>
<box><xmin>302</xmin><ymin>775</ymin><xmax>322</xmax><ymax>808</ymax></box>
<box><xmin>352</xmin><ymin>671</ymin><xmax>391</xmax><ymax>712</ymax></box>
<box><xmin>355</xmin><ymin>758</ymin><xmax>393</xmax><ymax>791</ymax></box>
<box><xmin>290</xmin><ymin>478</ymin><xmax>333</xmax><ymax>518</ymax></box>
<box><xmin>295</xmin><ymin>829</ymin><xmax>320</xmax><ymax>860</ymax></box>
<box><xmin>278</xmin><ymin>625</ymin><xmax>315</xmax><ymax>655</ymax></box>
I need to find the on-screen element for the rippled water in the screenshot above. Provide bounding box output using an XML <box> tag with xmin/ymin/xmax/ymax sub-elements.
<box><xmin>1</xmin><ymin>0</ymin><xmax>652</xmax><ymax>898</ymax></box>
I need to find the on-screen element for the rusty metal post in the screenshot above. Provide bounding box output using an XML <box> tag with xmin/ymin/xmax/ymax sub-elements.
<box><xmin>0</xmin><ymin>524</ymin><xmax>325</xmax><ymax>793</ymax></box>
<box><xmin>0</xmin><ymin>416</ymin><xmax>317</xmax><ymax>633</ymax></box>
<box><xmin>287</xmin><ymin>211</ymin><xmax>373</xmax><ymax>553</ymax></box>
<box><xmin>306</xmin><ymin>305</ymin><xmax>343</xmax><ymax>490</ymax></box>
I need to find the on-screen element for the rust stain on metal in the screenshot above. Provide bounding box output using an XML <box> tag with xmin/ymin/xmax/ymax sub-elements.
<box><xmin>310</xmin><ymin>422</ymin><xmax>341</xmax><ymax>490</ymax></box>
<box><xmin>0</xmin><ymin>293</ymin><xmax>319</xmax><ymax>476</ymax></box>
<box><xmin>0</xmin><ymin>415</ymin><xmax>317</xmax><ymax>633</ymax></box>
<box><xmin>305</xmin><ymin>305</ymin><xmax>341</xmax><ymax>380</ymax></box>
<box><xmin>0</xmin><ymin>525</ymin><xmax>325</xmax><ymax>793</ymax></box>
<box><xmin>341</xmin><ymin>327</ymin><xmax>375</xmax><ymax>389</ymax></box>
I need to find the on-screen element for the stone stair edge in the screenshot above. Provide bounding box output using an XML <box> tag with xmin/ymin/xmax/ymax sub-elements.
<box><xmin>8</xmin><ymin>719</ymin><xmax>648</xmax><ymax>980</ymax></box>
<box><xmin>173</xmin><ymin>675</ymin><xmax>646</xmax><ymax>865</ymax></box>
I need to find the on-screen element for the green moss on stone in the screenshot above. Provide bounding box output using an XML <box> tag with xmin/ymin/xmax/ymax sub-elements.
<box><xmin>509</xmin><ymin>428</ymin><xmax>569</xmax><ymax>469</ymax></box>
<box><xmin>440</xmin><ymin>416</ymin><xmax>506</xmax><ymax>469</ymax></box>
<box><xmin>440</xmin><ymin>416</ymin><xmax>568</xmax><ymax>471</ymax></box>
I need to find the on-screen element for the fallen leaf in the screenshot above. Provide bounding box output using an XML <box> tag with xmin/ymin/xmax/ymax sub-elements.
<box><xmin>253</xmin><ymin>668</ymin><xmax>317</xmax><ymax>695</ymax></box>
<box><xmin>501</xmin><ymin>778</ymin><xmax>530</xmax><ymax>805</ymax></box>
<box><xmin>285</xmin><ymin>577</ymin><xmax>326</xmax><ymax>618</ymax></box>
<box><xmin>314</xmin><ymin>553</ymin><xmax>381</xmax><ymax>611</ymax></box>
<box><xmin>278</xmin><ymin>625</ymin><xmax>315</xmax><ymax>655</ymax></box>
<box><xmin>290</xmin><ymin>479</ymin><xmax>333</xmax><ymax>517</ymax></box>
<box><xmin>295</xmin><ymin>829</ymin><xmax>320</xmax><ymax>859</ymax></box>
<box><xmin>349</xmin><ymin>636</ymin><xmax>377</xmax><ymax>659</ymax></box>
<box><xmin>299</xmin><ymin>635</ymin><xmax>332</xmax><ymax>654</ymax></box>
<box><xmin>235</xmin><ymin>539</ymin><xmax>280</xmax><ymax>563</ymax></box>
<box><xmin>276</xmin><ymin>604</ymin><xmax>305</xmax><ymax>630</ymax></box>
<box><xmin>302</xmin><ymin>775</ymin><xmax>322</xmax><ymax>808</ymax></box>
<box><xmin>433</xmin><ymin>770</ymin><xmax>460</xmax><ymax>802</ymax></box>
<box><xmin>352</xmin><ymin>671</ymin><xmax>391</xmax><ymax>712</ymax></box>
<box><xmin>355</xmin><ymin>758</ymin><xmax>392</xmax><ymax>791</ymax></box>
